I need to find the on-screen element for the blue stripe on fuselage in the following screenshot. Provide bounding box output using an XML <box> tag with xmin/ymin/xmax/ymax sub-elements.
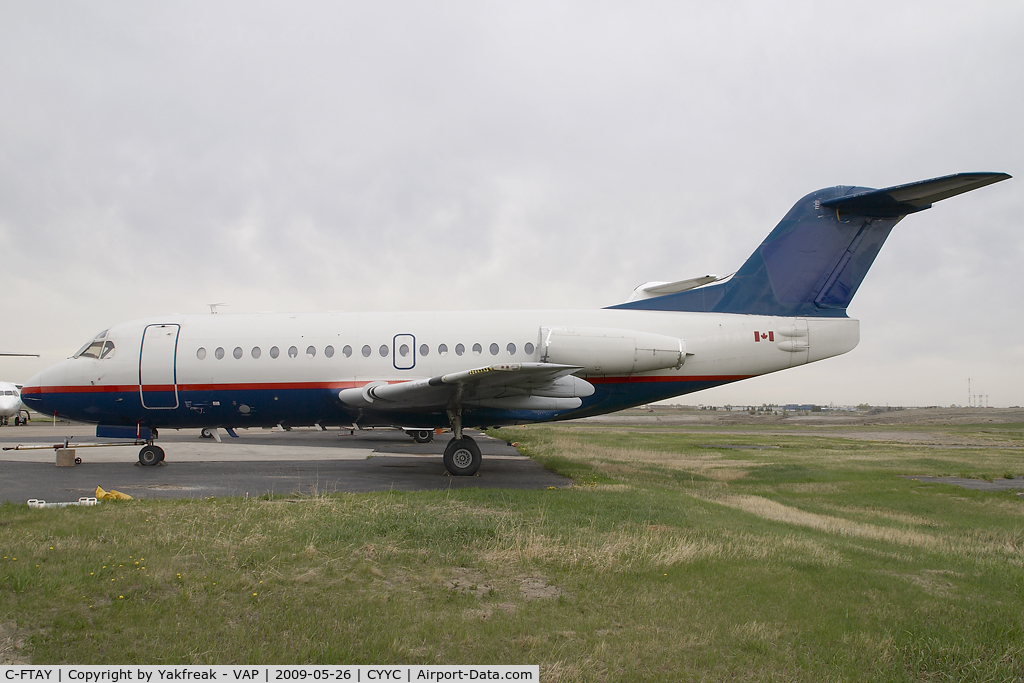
<box><xmin>21</xmin><ymin>378</ymin><xmax>738</xmax><ymax>429</ymax></box>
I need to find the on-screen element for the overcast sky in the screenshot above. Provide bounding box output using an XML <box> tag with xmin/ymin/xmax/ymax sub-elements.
<box><xmin>1</xmin><ymin>2</ymin><xmax>1021</xmax><ymax>407</ymax></box>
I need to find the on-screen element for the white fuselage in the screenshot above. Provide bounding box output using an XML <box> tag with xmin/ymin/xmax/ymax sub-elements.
<box><xmin>0</xmin><ymin>381</ymin><xmax>25</xmax><ymax>419</ymax></box>
<box><xmin>22</xmin><ymin>308</ymin><xmax>859</xmax><ymax>430</ymax></box>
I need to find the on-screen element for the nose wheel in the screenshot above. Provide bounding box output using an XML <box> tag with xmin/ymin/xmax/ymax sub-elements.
<box><xmin>409</xmin><ymin>429</ymin><xmax>434</xmax><ymax>443</ymax></box>
<box><xmin>443</xmin><ymin>436</ymin><xmax>481</xmax><ymax>476</ymax></box>
<box><xmin>138</xmin><ymin>444</ymin><xmax>165</xmax><ymax>466</ymax></box>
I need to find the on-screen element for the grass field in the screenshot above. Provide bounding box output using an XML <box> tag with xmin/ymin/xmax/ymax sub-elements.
<box><xmin>2</xmin><ymin>417</ymin><xmax>1023</xmax><ymax>681</ymax></box>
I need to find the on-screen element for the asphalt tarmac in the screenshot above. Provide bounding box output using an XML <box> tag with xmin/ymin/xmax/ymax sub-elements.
<box><xmin>0</xmin><ymin>424</ymin><xmax>571</xmax><ymax>504</ymax></box>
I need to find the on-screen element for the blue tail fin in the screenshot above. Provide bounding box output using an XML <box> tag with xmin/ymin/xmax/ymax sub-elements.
<box><xmin>613</xmin><ymin>172</ymin><xmax>1010</xmax><ymax>317</ymax></box>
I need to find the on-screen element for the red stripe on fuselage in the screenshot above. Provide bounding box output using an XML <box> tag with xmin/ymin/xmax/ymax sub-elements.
<box><xmin>23</xmin><ymin>381</ymin><xmax>372</xmax><ymax>394</ymax></box>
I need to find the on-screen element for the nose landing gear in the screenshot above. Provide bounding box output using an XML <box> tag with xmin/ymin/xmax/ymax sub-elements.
<box><xmin>138</xmin><ymin>444</ymin><xmax>165</xmax><ymax>466</ymax></box>
<box><xmin>408</xmin><ymin>429</ymin><xmax>434</xmax><ymax>443</ymax></box>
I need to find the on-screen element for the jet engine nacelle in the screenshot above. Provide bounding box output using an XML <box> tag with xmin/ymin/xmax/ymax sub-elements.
<box><xmin>540</xmin><ymin>326</ymin><xmax>685</xmax><ymax>375</ymax></box>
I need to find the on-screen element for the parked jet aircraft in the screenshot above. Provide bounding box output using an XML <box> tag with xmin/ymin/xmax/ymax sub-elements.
<box><xmin>19</xmin><ymin>173</ymin><xmax>1010</xmax><ymax>474</ymax></box>
<box><xmin>0</xmin><ymin>381</ymin><xmax>29</xmax><ymax>426</ymax></box>
<box><xmin>1</xmin><ymin>353</ymin><xmax>40</xmax><ymax>426</ymax></box>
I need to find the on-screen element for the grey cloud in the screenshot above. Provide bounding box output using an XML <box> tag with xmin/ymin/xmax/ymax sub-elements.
<box><xmin>1</xmin><ymin>1</ymin><xmax>1021</xmax><ymax>404</ymax></box>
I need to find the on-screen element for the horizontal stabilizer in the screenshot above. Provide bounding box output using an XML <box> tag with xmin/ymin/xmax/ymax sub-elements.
<box><xmin>820</xmin><ymin>172</ymin><xmax>1011</xmax><ymax>218</ymax></box>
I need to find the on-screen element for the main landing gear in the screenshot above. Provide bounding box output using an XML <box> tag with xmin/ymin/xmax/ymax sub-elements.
<box><xmin>443</xmin><ymin>436</ymin><xmax>481</xmax><ymax>476</ymax></box>
<box><xmin>442</xmin><ymin>408</ymin><xmax>481</xmax><ymax>476</ymax></box>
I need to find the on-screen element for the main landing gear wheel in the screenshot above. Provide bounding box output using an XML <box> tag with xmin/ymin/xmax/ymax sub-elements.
<box><xmin>412</xmin><ymin>429</ymin><xmax>434</xmax><ymax>443</ymax></box>
<box><xmin>200</xmin><ymin>428</ymin><xmax>214</xmax><ymax>439</ymax></box>
<box><xmin>138</xmin><ymin>445</ymin><xmax>165</xmax><ymax>466</ymax></box>
<box><xmin>443</xmin><ymin>436</ymin><xmax>481</xmax><ymax>476</ymax></box>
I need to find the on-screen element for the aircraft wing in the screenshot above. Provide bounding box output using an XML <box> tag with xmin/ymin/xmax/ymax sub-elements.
<box><xmin>338</xmin><ymin>362</ymin><xmax>594</xmax><ymax>412</ymax></box>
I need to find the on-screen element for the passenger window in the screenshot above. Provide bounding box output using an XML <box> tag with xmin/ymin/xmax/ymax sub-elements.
<box><xmin>306</xmin><ymin>346</ymin><xmax>316</xmax><ymax>358</ymax></box>
<box><xmin>361</xmin><ymin>345</ymin><xmax>371</xmax><ymax>357</ymax></box>
<box><xmin>472</xmin><ymin>343</ymin><xmax>482</xmax><ymax>355</ymax></box>
<box><xmin>489</xmin><ymin>343</ymin><xmax>499</xmax><ymax>355</ymax></box>
<box><xmin>399</xmin><ymin>344</ymin><xmax>410</xmax><ymax>357</ymax></box>
<box><xmin>215</xmin><ymin>347</ymin><xmax>225</xmax><ymax>360</ymax></box>
<box><xmin>325</xmin><ymin>345</ymin><xmax>335</xmax><ymax>358</ymax></box>
<box><xmin>100</xmin><ymin>341</ymin><xmax>116</xmax><ymax>359</ymax></box>
<box><xmin>233</xmin><ymin>347</ymin><xmax>243</xmax><ymax>359</ymax></box>
<box><xmin>525</xmin><ymin>342</ymin><xmax>535</xmax><ymax>355</ymax></box>
<box><xmin>343</xmin><ymin>345</ymin><xmax>353</xmax><ymax>358</ymax></box>
<box><xmin>419</xmin><ymin>344</ymin><xmax>429</xmax><ymax>357</ymax></box>
<box><xmin>507</xmin><ymin>343</ymin><xmax>516</xmax><ymax>355</ymax></box>
<box><xmin>439</xmin><ymin>344</ymin><xmax>448</xmax><ymax>356</ymax></box>
<box><xmin>251</xmin><ymin>347</ymin><xmax>261</xmax><ymax>359</ymax></box>
<box><xmin>197</xmin><ymin>347</ymin><xmax>207</xmax><ymax>360</ymax></box>
<box><xmin>288</xmin><ymin>346</ymin><xmax>298</xmax><ymax>358</ymax></box>
<box><xmin>455</xmin><ymin>343</ymin><xmax>465</xmax><ymax>356</ymax></box>
<box><xmin>270</xmin><ymin>346</ymin><xmax>280</xmax><ymax>359</ymax></box>
<box><xmin>379</xmin><ymin>345</ymin><xmax>389</xmax><ymax>357</ymax></box>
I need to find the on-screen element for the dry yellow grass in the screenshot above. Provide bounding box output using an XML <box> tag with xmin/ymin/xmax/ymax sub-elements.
<box><xmin>546</xmin><ymin>432</ymin><xmax>761</xmax><ymax>481</ymax></box>
<box><xmin>694</xmin><ymin>492</ymin><xmax>1024</xmax><ymax>566</ymax></box>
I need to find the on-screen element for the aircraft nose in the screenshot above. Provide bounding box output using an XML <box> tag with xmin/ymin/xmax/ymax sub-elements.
<box><xmin>19</xmin><ymin>368</ymin><xmax>51</xmax><ymax>413</ymax></box>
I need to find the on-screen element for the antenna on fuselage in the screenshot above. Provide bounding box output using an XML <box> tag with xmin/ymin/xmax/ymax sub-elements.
<box><xmin>0</xmin><ymin>353</ymin><xmax>39</xmax><ymax>357</ymax></box>
<box><xmin>207</xmin><ymin>303</ymin><xmax>228</xmax><ymax>314</ymax></box>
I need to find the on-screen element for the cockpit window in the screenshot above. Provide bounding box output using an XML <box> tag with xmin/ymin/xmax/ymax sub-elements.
<box><xmin>74</xmin><ymin>330</ymin><xmax>114</xmax><ymax>359</ymax></box>
<box><xmin>77</xmin><ymin>341</ymin><xmax>105</xmax><ymax>359</ymax></box>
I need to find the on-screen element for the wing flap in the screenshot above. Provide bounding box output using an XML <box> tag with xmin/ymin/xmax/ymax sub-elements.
<box><xmin>338</xmin><ymin>362</ymin><xmax>593</xmax><ymax>411</ymax></box>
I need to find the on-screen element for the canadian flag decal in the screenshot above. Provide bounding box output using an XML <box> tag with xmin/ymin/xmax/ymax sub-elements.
<box><xmin>754</xmin><ymin>331</ymin><xmax>775</xmax><ymax>342</ymax></box>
